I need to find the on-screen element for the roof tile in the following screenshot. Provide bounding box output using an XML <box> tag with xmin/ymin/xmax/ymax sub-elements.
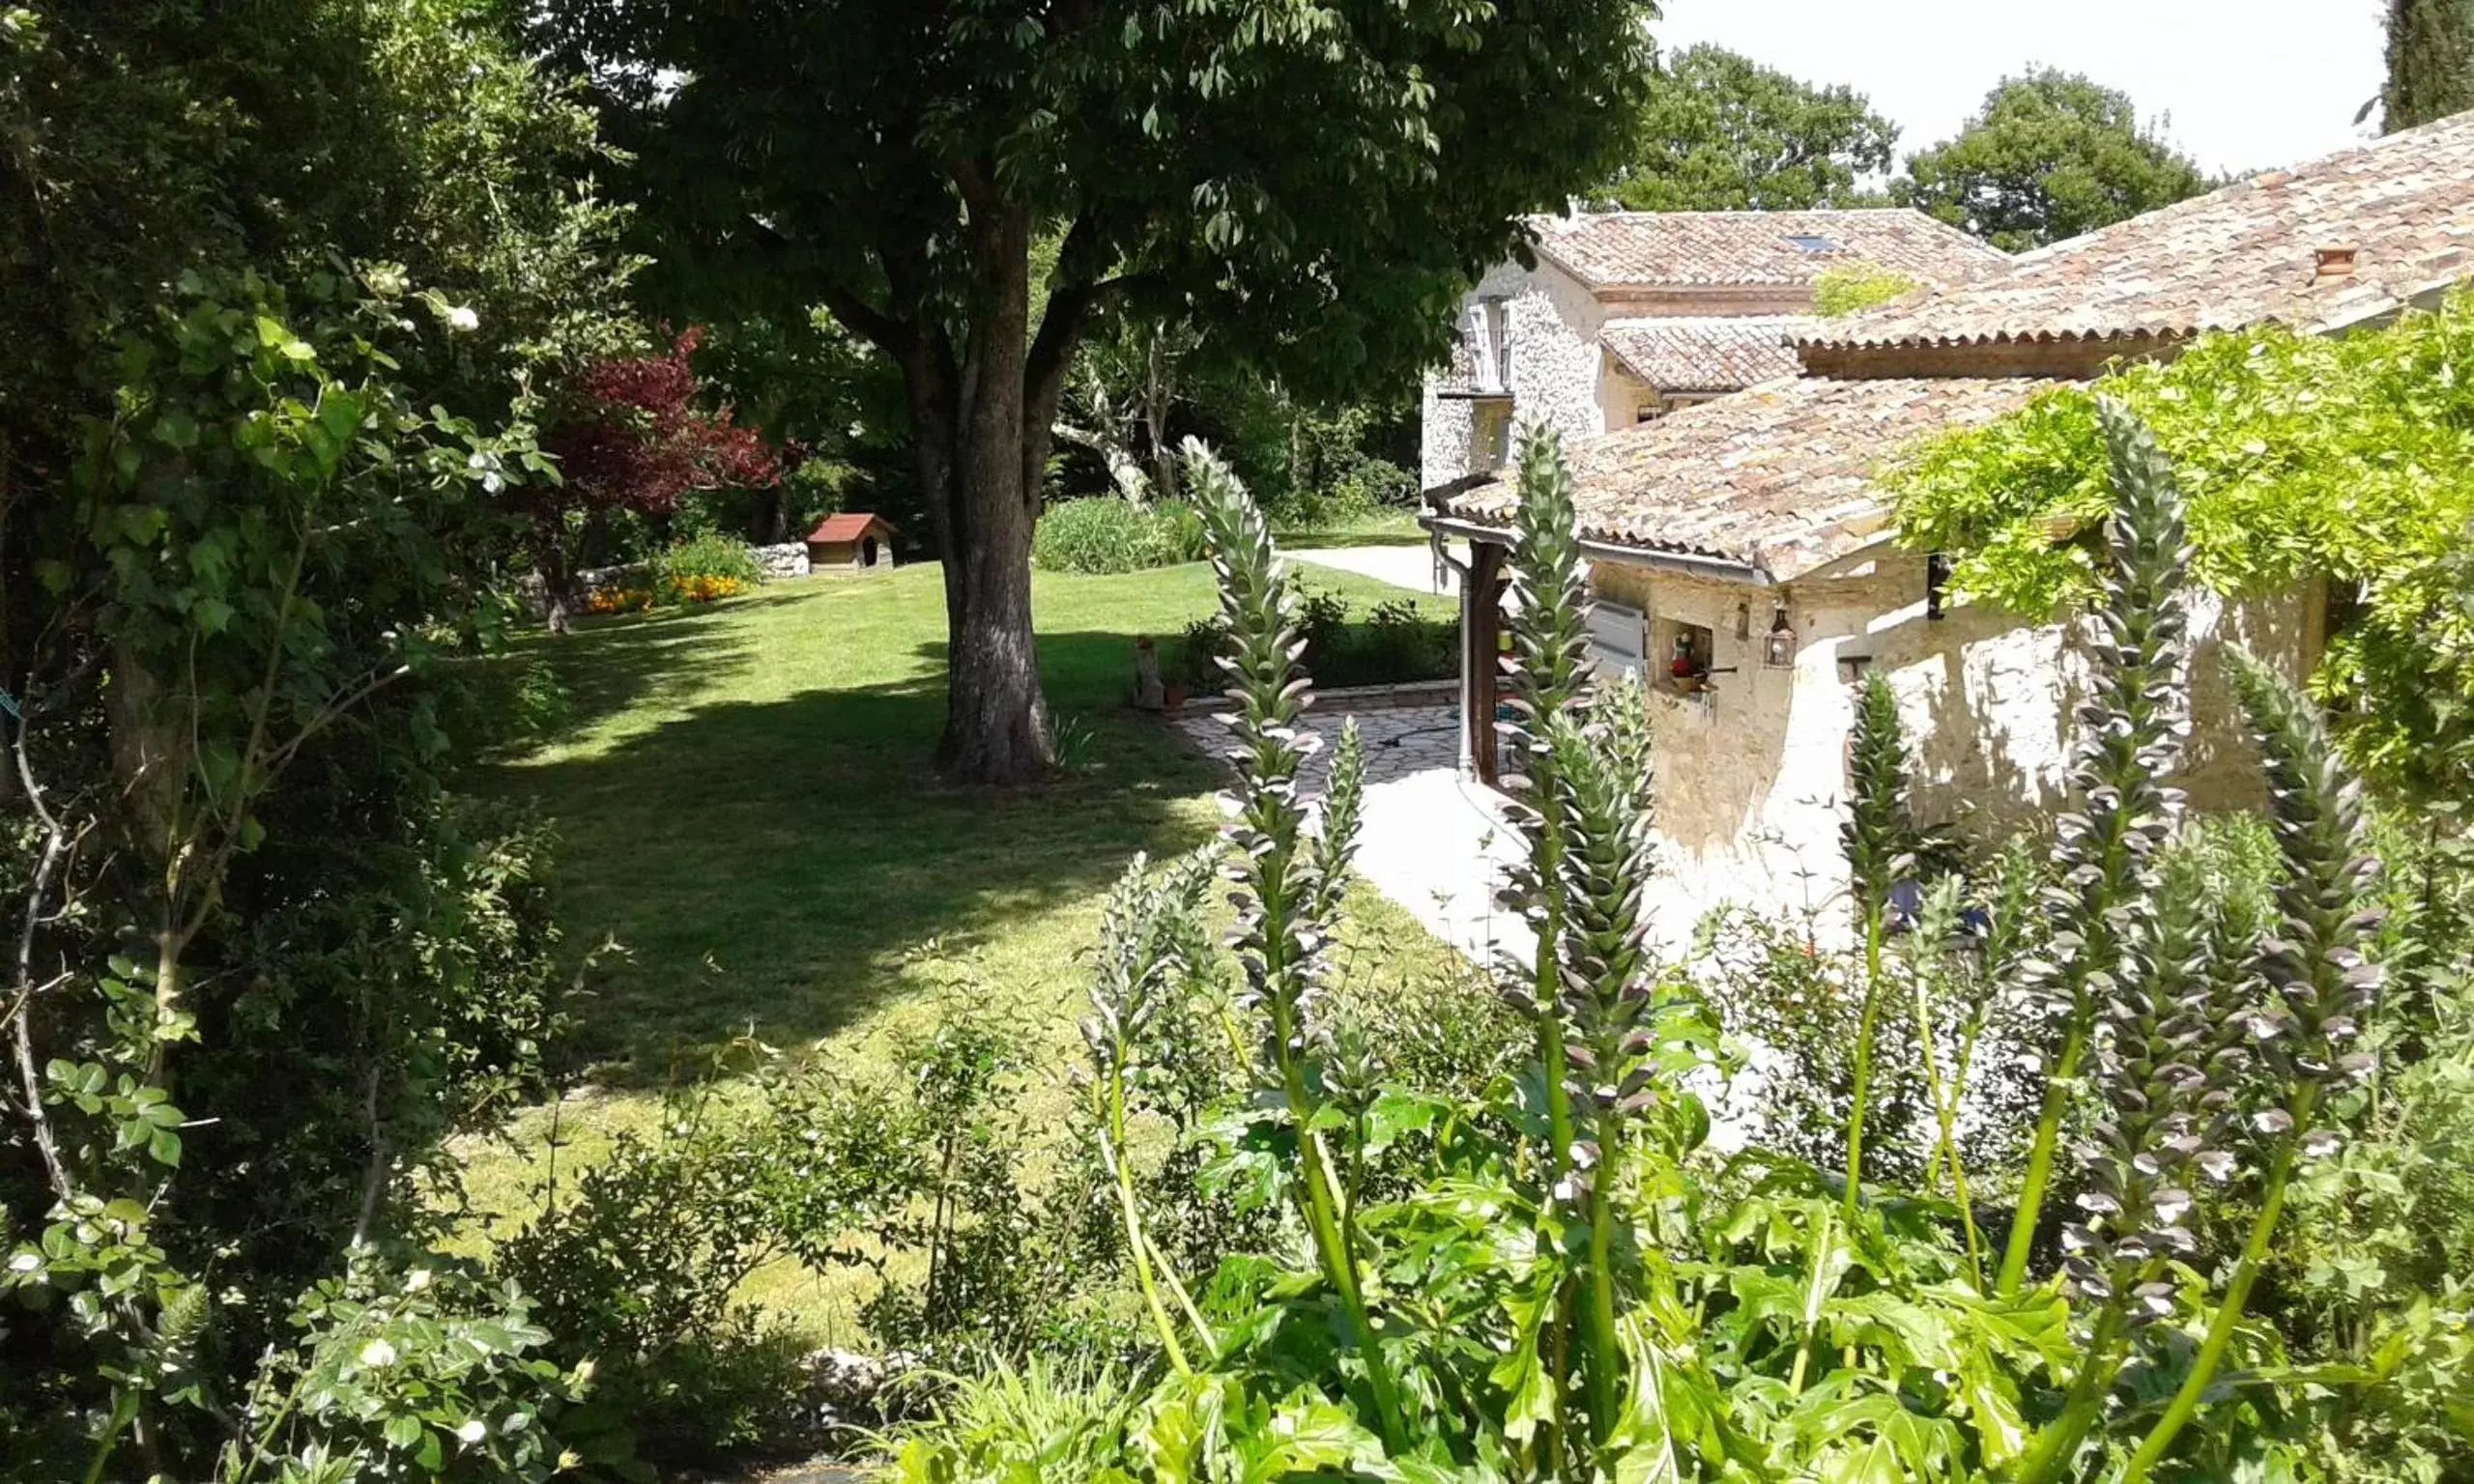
<box><xmin>1800</xmin><ymin>109</ymin><xmax>2474</xmax><ymax>354</ymax></box>
<box><xmin>1528</xmin><ymin>209</ymin><xmax>2007</xmax><ymax>289</ymax></box>
<box><xmin>1436</xmin><ymin>378</ymin><xmax>2052</xmax><ymax>581</ymax></box>
<box><xmin>1599</xmin><ymin>316</ymin><xmax>1810</xmax><ymax>392</ymax></box>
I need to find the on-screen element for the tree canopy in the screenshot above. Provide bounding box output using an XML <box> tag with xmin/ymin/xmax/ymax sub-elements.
<box><xmin>1892</xmin><ymin>69</ymin><xmax>2210</xmax><ymax>251</ymax></box>
<box><xmin>2383</xmin><ymin>0</ymin><xmax>2474</xmax><ymax>129</ymax></box>
<box><xmin>1603</xmin><ymin>43</ymin><xmax>1900</xmax><ymax>212</ymax></box>
<box><xmin>538</xmin><ymin>0</ymin><xmax>1658</xmax><ymax>783</ymax></box>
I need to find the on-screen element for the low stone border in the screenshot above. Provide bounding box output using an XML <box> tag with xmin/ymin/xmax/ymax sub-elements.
<box><xmin>1185</xmin><ymin>677</ymin><xmax>1457</xmax><ymax>715</ymax></box>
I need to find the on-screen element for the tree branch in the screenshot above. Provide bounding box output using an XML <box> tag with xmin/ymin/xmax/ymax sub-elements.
<box><xmin>815</xmin><ymin>281</ymin><xmax>912</xmax><ymax>360</ymax></box>
<box><xmin>11</xmin><ymin>708</ymin><xmax>78</xmax><ymax>1203</ymax></box>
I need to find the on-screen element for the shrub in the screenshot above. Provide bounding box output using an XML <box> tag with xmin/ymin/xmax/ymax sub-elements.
<box><xmin>1173</xmin><ymin>585</ymin><xmax>1453</xmax><ymax>694</ymax></box>
<box><xmin>1031</xmin><ymin>497</ymin><xmax>1204</xmax><ymax>574</ymax></box>
<box><xmin>493</xmin><ymin>1087</ymin><xmax>817</xmax><ymax>1467</ymax></box>
<box><xmin>652</xmin><ymin>530</ymin><xmax>762</xmax><ymax>603</ymax></box>
<box><xmin>1812</xmin><ymin>261</ymin><xmax>1921</xmax><ymax>317</ymax></box>
<box><xmin>224</xmin><ymin>1256</ymin><xmax>629</xmax><ymax>1483</ymax></box>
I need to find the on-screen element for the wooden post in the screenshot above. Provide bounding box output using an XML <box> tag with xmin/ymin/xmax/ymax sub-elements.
<box><xmin>1467</xmin><ymin>541</ymin><xmax>1506</xmax><ymax>787</ymax></box>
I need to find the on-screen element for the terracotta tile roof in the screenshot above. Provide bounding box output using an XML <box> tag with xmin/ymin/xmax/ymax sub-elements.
<box><xmin>1433</xmin><ymin>377</ymin><xmax>2052</xmax><ymax>581</ymax></box>
<box><xmin>1527</xmin><ymin>208</ymin><xmax>2008</xmax><ymax>290</ymax></box>
<box><xmin>1800</xmin><ymin>109</ymin><xmax>2474</xmax><ymax>356</ymax></box>
<box><xmin>805</xmin><ymin>512</ymin><xmax>893</xmax><ymax>543</ymax></box>
<box><xmin>1599</xmin><ymin>316</ymin><xmax>1810</xmax><ymax>393</ymax></box>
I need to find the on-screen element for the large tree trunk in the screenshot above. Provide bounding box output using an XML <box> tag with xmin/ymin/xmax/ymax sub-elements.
<box><xmin>849</xmin><ymin>200</ymin><xmax>1108</xmax><ymax>786</ymax></box>
<box><xmin>934</xmin><ymin>201</ymin><xmax>1054</xmax><ymax>785</ymax></box>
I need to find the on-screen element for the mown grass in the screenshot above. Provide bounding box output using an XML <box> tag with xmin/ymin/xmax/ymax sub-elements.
<box><xmin>453</xmin><ymin>558</ymin><xmax>1460</xmax><ymax>1335</ymax></box>
<box><xmin>1268</xmin><ymin>505</ymin><xmax>1426</xmax><ymax>548</ymax></box>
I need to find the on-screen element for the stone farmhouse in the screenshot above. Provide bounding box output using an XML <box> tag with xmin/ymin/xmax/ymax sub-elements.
<box><xmin>1423</xmin><ymin>112</ymin><xmax>2474</xmax><ymax>933</ymax></box>
<box><xmin>1419</xmin><ymin>208</ymin><xmax>2007</xmax><ymax>493</ymax></box>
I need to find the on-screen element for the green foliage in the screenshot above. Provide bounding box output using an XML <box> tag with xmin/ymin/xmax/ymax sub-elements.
<box><xmin>1606</xmin><ymin>43</ymin><xmax>1900</xmax><ymax>211</ymax></box>
<box><xmin>1812</xmin><ymin>262</ymin><xmax>1922</xmax><ymax>318</ymax></box>
<box><xmin>220</xmin><ymin>1257</ymin><xmax>621</xmax><ymax>1484</ymax></box>
<box><xmin>1032</xmin><ymin>499</ymin><xmax>1206</xmax><ymax>575</ymax></box>
<box><xmin>902</xmin><ymin>419</ymin><xmax>2472</xmax><ymax>1483</ymax></box>
<box><xmin>652</xmin><ymin>529</ymin><xmax>765</xmax><ymax>591</ymax></box>
<box><xmin>2384</xmin><ymin>0</ymin><xmax>2474</xmax><ymax>130</ymax></box>
<box><xmin>0</xmin><ymin>4</ymin><xmax>634</xmax><ymax>1469</ymax></box>
<box><xmin>494</xmin><ymin>1088</ymin><xmax>818</xmax><ymax>1464</ymax></box>
<box><xmin>1887</xmin><ymin>285</ymin><xmax>2474</xmax><ymax>798</ymax></box>
<box><xmin>1175</xmin><ymin>587</ymin><xmax>1454</xmax><ymax>693</ymax></box>
<box><xmin>886</xmin><ymin>1356</ymin><xmax>1142</xmax><ymax>1484</ymax></box>
<box><xmin>1892</xmin><ymin>68</ymin><xmax>2210</xmax><ymax>249</ymax></box>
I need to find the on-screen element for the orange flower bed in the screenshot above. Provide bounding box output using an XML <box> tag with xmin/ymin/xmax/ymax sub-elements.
<box><xmin>667</xmin><ymin>574</ymin><xmax>746</xmax><ymax>605</ymax></box>
<box><xmin>584</xmin><ymin>585</ymin><xmax>655</xmax><ymax>616</ymax></box>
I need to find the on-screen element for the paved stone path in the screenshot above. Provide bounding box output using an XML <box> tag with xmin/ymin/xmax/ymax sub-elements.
<box><xmin>1175</xmin><ymin>703</ymin><xmax>1532</xmax><ymax>967</ymax></box>
<box><xmin>1285</xmin><ymin>542</ymin><xmax>1463</xmax><ymax>597</ymax></box>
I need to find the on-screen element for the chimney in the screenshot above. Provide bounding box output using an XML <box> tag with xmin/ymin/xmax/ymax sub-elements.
<box><xmin>2315</xmin><ymin>244</ymin><xmax>2360</xmax><ymax>281</ymax></box>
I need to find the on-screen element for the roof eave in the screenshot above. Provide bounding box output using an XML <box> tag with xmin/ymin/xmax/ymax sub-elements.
<box><xmin>1421</xmin><ymin>510</ymin><xmax>1770</xmax><ymax>585</ymax></box>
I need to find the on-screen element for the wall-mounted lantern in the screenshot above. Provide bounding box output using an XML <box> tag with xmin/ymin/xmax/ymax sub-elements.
<box><xmin>1762</xmin><ymin>602</ymin><xmax>1798</xmax><ymax>669</ymax></box>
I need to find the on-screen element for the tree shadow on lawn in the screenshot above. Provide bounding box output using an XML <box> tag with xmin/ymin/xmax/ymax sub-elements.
<box><xmin>509</xmin><ymin>633</ymin><xmax>1225</xmax><ymax>1087</ymax></box>
<box><xmin>509</xmin><ymin>601</ymin><xmax>763</xmax><ymax>739</ymax></box>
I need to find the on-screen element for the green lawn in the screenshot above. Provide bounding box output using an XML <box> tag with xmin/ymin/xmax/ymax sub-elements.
<box><xmin>488</xmin><ymin>558</ymin><xmax>1450</xmax><ymax>1084</ymax></box>
<box><xmin>458</xmin><ymin>557</ymin><xmax>1461</xmax><ymax>1334</ymax></box>
<box><xmin>1269</xmin><ymin>506</ymin><xmax>1426</xmax><ymax>548</ymax></box>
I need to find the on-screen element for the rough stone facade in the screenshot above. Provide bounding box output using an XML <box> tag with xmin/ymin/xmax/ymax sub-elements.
<box><xmin>1584</xmin><ymin>550</ymin><xmax>2316</xmax><ymax>944</ymax></box>
<box><xmin>1421</xmin><ymin>259</ymin><xmax>1654</xmax><ymax>492</ymax></box>
<box><xmin>751</xmin><ymin>542</ymin><xmax>811</xmax><ymax>579</ymax></box>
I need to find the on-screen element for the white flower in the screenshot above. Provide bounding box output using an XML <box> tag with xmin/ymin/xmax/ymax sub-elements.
<box><xmin>359</xmin><ymin>1338</ymin><xmax>397</xmax><ymax>1368</ymax></box>
<box><xmin>455</xmin><ymin>1419</ymin><xmax>488</xmax><ymax>1445</ymax></box>
<box><xmin>404</xmin><ymin>1268</ymin><xmax>431</xmax><ymax>1292</ymax></box>
<box><xmin>446</xmin><ymin>305</ymin><xmax>480</xmax><ymax>332</ymax></box>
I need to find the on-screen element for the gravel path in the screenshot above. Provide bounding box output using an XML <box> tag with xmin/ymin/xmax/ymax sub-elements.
<box><xmin>1284</xmin><ymin>542</ymin><xmax>1462</xmax><ymax>597</ymax></box>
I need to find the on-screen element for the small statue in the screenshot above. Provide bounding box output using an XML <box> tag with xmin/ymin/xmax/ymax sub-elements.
<box><xmin>1133</xmin><ymin>636</ymin><xmax>1165</xmax><ymax>711</ymax></box>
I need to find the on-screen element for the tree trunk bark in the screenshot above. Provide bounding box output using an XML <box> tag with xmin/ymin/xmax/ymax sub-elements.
<box><xmin>1141</xmin><ymin>327</ymin><xmax>1178</xmax><ymax>503</ymax></box>
<box><xmin>934</xmin><ymin>203</ymin><xmax>1054</xmax><ymax>785</ymax></box>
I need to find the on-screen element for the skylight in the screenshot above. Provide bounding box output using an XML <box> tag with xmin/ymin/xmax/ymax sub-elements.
<box><xmin>1785</xmin><ymin>234</ymin><xmax>1840</xmax><ymax>253</ymax></box>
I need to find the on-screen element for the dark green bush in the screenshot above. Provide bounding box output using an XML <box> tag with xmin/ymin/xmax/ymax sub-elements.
<box><xmin>1175</xmin><ymin>585</ymin><xmax>1453</xmax><ymax>693</ymax></box>
<box><xmin>1031</xmin><ymin>497</ymin><xmax>1204</xmax><ymax>574</ymax></box>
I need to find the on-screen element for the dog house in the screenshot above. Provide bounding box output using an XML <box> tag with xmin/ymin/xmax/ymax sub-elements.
<box><xmin>804</xmin><ymin>513</ymin><xmax>898</xmax><ymax>574</ymax></box>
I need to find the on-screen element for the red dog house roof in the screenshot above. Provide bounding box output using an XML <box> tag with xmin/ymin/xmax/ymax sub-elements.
<box><xmin>805</xmin><ymin>512</ymin><xmax>895</xmax><ymax>543</ymax></box>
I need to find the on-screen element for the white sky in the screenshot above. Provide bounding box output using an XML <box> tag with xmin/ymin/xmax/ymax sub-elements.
<box><xmin>1654</xmin><ymin>0</ymin><xmax>2391</xmax><ymax>177</ymax></box>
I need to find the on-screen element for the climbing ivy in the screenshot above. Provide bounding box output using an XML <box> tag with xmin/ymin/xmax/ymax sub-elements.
<box><xmin>1886</xmin><ymin>284</ymin><xmax>2474</xmax><ymax>796</ymax></box>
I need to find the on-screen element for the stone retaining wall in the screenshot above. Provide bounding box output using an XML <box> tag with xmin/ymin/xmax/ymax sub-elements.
<box><xmin>751</xmin><ymin>542</ymin><xmax>811</xmax><ymax>578</ymax></box>
<box><xmin>1197</xmin><ymin>678</ymin><xmax>1459</xmax><ymax>715</ymax></box>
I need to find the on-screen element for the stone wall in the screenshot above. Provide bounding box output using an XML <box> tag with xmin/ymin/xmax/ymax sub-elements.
<box><xmin>1421</xmin><ymin>259</ymin><xmax>1611</xmax><ymax>490</ymax></box>
<box><xmin>1586</xmin><ymin>548</ymin><xmax>2313</xmax><ymax>946</ymax></box>
<box><xmin>751</xmin><ymin>542</ymin><xmax>811</xmax><ymax>579</ymax></box>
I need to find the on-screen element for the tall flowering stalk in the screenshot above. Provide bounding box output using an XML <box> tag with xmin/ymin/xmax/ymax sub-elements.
<box><xmin>2017</xmin><ymin>859</ymin><xmax>2246</xmax><ymax>1481</ymax></box>
<box><xmin>1840</xmin><ymin>671</ymin><xmax>1917</xmax><ymax>1220</ymax></box>
<box><xmin>1493</xmin><ymin>424</ymin><xmax>1669</xmax><ymax>1448</ymax></box>
<box><xmin>1998</xmin><ymin>397</ymin><xmax>2193</xmax><ymax>1297</ymax></box>
<box><xmin>1078</xmin><ymin>848</ymin><xmax>1223</xmax><ymax>1374</ymax></box>
<box><xmin>2119</xmin><ymin>648</ymin><xmax>2387</xmax><ymax>1481</ymax></box>
<box><xmin>1541</xmin><ymin>680</ymin><xmax>1662</xmax><ymax>1441</ymax></box>
<box><xmin>1496</xmin><ymin>422</ymin><xmax>1597</xmax><ymax>1196</ymax></box>
<box><xmin>1183</xmin><ymin>439</ymin><xmax>1403</xmax><ymax>1448</ymax></box>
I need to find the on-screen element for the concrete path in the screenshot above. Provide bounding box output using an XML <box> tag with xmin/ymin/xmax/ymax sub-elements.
<box><xmin>1285</xmin><ymin>542</ymin><xmax>1463</xmax><ymax>598</ymax></box>
<box><xmin>1176</xmin><ymin>703</ymin><xmax>1531</xmax><ymax>968</ymax></box>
